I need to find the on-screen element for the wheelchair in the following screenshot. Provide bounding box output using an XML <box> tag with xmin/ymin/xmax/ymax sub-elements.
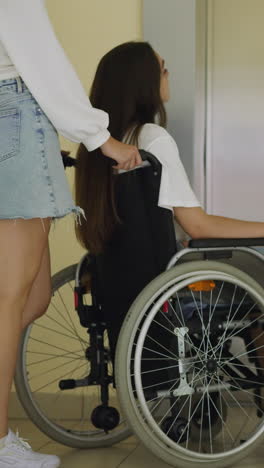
<box><xmin>14</xmin><ymin>151</ymin><xmax>264</xmax><ymax>467</ymax></box>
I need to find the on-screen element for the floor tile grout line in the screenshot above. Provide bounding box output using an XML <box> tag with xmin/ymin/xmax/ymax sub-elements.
<box><xmin>36</xmin><ymin>440</ymin><xmax>58</xmax><ymax>452</ymax></box>
<box><xmin>115</xmin><ymin>442</ymin><xmax>140</xmax><ymax>468</ymax></box>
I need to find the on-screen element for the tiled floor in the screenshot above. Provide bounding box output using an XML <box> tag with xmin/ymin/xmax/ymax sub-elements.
<box><xmin>9</xmin><ymin>418</ymin><xmax>264</xmax><ymax>468</ymax></box>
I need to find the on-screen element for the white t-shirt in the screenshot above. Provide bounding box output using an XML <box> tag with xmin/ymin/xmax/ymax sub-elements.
<box><xmin>125</xmin><ymin>123</ymin><xmax>201</xmax><ymax>211</ymax></box>
<box><xmin>0</xmin><ymin>0</ymin><xmax>110</xmax><ymax>152</ymax></box>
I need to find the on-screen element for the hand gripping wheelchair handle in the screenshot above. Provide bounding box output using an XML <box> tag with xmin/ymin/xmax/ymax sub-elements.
<box><xmin>61</xmin><ymin>149</ymin><xmax>160</xmax><ymax>175</ymax></box>
<box><xmin>139</xmin><ymin>149</ymin><xmax>160</xmax><ymax>175</ymax></box>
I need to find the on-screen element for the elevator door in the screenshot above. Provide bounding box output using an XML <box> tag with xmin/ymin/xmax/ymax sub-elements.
<box><xmin>206</xmin><ymin>0</ymin><xmax>264</xmax><ymax>221</ymax></box>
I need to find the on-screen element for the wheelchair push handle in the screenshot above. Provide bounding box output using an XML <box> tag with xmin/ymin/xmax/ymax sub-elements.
<box><xmin>109</xmin><ymin>149</ymin><xmax>160</xmax><ymax>175</ymax></box>
<box><xmin>105</xmin><ymin>149</ymin><xmax>159</xmax><ymax>175</ymax></box>
<box><xmin>61</xmin><ymin>149</ymin><xmax>159</xmax><ymax>175</ymax></box>
<box><xmin>61</xmin><ymin>151</ymin><xmax>76</xmax><ymax>168</ymax></box>
<box><xmin>139</xmin><ymin>150</ymin><xmax>160</xmax><ymax>175</ymax></box>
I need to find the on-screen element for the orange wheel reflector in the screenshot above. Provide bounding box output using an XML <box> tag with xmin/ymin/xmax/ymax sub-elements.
<box><xmin>188</xmin><ymin>280</ymin><xmax>216</xmax><ymax>292</ymax></box>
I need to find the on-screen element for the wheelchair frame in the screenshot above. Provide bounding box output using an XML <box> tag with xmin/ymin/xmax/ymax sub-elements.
<box><xmin>14</xmin><ymin>152</ymin><xmax>264</xmax><ymax>467</ymax></box>
<box><xmin>69</xmin><ymin>239</ymin><xmax>264</xmax><ymax>434</ymax></box>
<box><xmin>113</xmin><ymin>240</ymin><xmax>264</xmax><ymax>467</ymax></box>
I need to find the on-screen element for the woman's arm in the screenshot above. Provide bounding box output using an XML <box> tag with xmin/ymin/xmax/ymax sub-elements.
<box><xmin>0</xmin><ymin>0</ymin><xmax>109</xmax><ymax>151</ymax></box>
<box><xmin>139</xmin><ymin>126</ymin><xmax>264</xmax><ymax>240</ymax></box>
<box><xmin>174</xmin><ymin>206</ymin><xmax>264</xmax><ymax>239</ymax></box>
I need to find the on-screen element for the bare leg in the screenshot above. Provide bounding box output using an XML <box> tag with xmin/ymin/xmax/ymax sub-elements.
<box><xmin>0</xmin><ymin>218</ymin><xmax>51</xmax><ymax>438</ymax></box>
<box><xmin>22</xmin><ymin>244</ymin><xmax>51</xmax><ymax>330</ymax></box>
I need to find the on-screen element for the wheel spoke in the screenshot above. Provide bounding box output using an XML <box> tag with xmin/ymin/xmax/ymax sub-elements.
<box><xmin>17</xmin><ymin>267</ymin><xmax>126</xmax><ymax>445</ymax></box>
<box><xmin>32</xmin><ymin>360</ymin><xmax>88</xmax><ymax>393</ymax></box>
<box><xmin>44</xmin><ymin>309</ymin><xmax>80</xmax><ymax>338</ymax></box>
<box><xmin>129</xmin><ymin>268</ymin><xmax>264</xmax><ymax>460</ymax></box>
<box><xmin>26</xmin><ymin>349</ymin><xmax>85</xmax><ymax>366</ymax></box>
<box><xmin>28</xmin><ymin>356</ymin><xmax>86</xmax><ymax>382</ymax></box>
<box><xmin>57</xmin><ymin>289</ymin><xmax>86</xmax><ymax>353</ymax></box>
<box><xmin>28</xmin><ymin>336</ymin><xmax>83</xmax><ymax>358</ymax></box>
<box><xmin>33</xmin><ymin>322</ymin><xmax>87</xmax><ymax>344</ymax></box>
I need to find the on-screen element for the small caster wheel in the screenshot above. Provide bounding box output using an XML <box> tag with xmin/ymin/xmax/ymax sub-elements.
<box><xmin>91</xmin><ymin>405</ymin><xmax>120</xmax><ymax>431</ymax></box>
<box><xmin>161</xmin><ymin>417</ymin><xmax>188</xmax><ymax>443</ymax></box>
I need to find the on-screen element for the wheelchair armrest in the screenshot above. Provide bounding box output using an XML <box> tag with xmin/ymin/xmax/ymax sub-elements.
<box><xmin>189</xmin><ymin>238</ymin><xmax>264</xmax><ymax>248</ymax></box>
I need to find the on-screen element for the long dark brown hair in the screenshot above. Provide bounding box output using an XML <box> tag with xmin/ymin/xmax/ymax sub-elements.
<box><xmin>75</xmin><ymin>41</ymin><xmax>167</xmax><ymax>254</ymax></box>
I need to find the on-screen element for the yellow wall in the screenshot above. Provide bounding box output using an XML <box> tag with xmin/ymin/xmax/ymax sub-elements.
<box><xmin>46</xmin><ymin>0</ymin><xmax>142</xmax><ymax>274</ymax></box>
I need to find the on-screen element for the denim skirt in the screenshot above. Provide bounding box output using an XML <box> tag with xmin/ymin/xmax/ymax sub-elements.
<box><xmin>0</xmin><ymin>77</ymin><xmax>83</xmax><ymax>220</ymax></box>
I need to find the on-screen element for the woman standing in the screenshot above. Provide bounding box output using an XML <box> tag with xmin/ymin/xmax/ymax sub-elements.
<box><xmin>0</xmin><ymin>1</ymin><xmax>141</xmax><ymax>467</ymax></box>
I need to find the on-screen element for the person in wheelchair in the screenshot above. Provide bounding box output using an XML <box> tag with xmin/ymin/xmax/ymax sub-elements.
<box><xmin>75</xmin><ymin>41</ymin><xmax>264</xmax><ymax>374</ymax></box>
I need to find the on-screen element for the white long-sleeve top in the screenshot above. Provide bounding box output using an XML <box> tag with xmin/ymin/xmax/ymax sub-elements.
<box><xmin>0</xmin><ymin>0</ymin><xmax>110</xmax><ymax>151</ymax></box>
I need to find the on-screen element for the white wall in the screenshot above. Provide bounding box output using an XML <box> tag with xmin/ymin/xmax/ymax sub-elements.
<box><xmin>206</xmin><ymin>0</ymin><xmax>264</xmax><ymax>220</ymax></box>
<box><xmin>143</xmin><ymin>0</ymin><xmax>206</xmax><ymax>203</ymax></box>
<box><xmin>144</xmin><ymin>0</ymin><xmax>264</xmax><ymax>220</ymax></box>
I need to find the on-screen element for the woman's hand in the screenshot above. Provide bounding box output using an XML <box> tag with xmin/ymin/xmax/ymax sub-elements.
<box><xmin>100</xmin><ymin>136</ymin><xmax>142</xmax><ymax>170</ymax></box>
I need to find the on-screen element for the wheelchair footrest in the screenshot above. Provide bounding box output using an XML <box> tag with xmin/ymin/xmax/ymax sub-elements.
<box><xmin>59</xmin><ymin>375</ymin><xmax>113</xmax><ymax>390</ymax></box>
<box><xmin>59</xmin><ymin>378</ymin><xmax>89</xmax><ymax>390</ymax></box>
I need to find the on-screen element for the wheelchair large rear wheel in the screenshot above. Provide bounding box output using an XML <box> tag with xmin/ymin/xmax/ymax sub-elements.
<box><xmin>116</xmin><ymin>260</ymin><xmax>264</xmax><ymax>467</ymax></box>
<box><xmin>15</xmin><ymin>264</ymin><xmax>131</xmax><ymax>448</ymax></box>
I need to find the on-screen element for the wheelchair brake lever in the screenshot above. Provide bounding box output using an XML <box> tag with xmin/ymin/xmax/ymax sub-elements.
<box><xmin>139</xmin><ymin>150</ymin><xmax>159</xmax><ymax>175</ymax></box>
